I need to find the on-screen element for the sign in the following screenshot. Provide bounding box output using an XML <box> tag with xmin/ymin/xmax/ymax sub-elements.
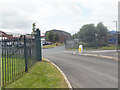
<box><xmin>79</xmin><ymin>45</ymin><xmax>83</xmax><ymax>53</ymax></box>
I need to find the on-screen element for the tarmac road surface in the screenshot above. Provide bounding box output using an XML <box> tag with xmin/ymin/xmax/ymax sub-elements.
<box><xmin>42</xmin><ymin>46</ymin><xmax>118</xmax><ymax>88</ymax></box>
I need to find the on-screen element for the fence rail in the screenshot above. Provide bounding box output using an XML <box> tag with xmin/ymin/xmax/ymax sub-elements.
<box><xmin>0</xmin><ymin>29</ymin><xmax>42</xmax><ymax>86</ymax></box>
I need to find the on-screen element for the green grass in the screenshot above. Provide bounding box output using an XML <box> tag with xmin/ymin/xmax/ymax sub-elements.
<box><xmin>98</xmin><ymin>46</ymin><xmax>116</xmax><ymax>50</ymax></box>
<box><xmin>118</xmin><ymin>45</ymin><xmax>120</xmax><ymax>49</ymax></box>
<box><xmin>98</xmin><ymin>45</ymin><xmax>120</xmax><ymax>50</ymax></box>
<box><xmin>1</xmin><ymin>57</ymin><xmax>25</xmax><ymax>85</ymax></box>
<box><xmin>4</xmin><ymin>59</ymin><xmax>68</xmax><ymax>88</ymax></box>
<box><xmin>1</xmin><ymin>56</ymin><xmax>36</xmax><ymax>86</ymax></box>
<box><xmin>42</xmin><ymin>43</ymin><xmax>64</xmax><ymax>49</ymax></box>
<box><xmin>84</xmin><ymin>47</ymin><xmax>97</xmax><ymax>50</ymax></box>
<box><xmin>84</xmin><ymin>46</ymin><xmax>116</xmax><ymax>50</ymax></box>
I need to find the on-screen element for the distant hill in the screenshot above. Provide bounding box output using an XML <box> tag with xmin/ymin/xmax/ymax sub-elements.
<box><xmin>45</xmin><ymin>29</ymin><xmax>73</xmax><ymax>43</ymax></box>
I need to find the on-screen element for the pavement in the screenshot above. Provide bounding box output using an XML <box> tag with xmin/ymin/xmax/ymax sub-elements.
<box><xmin>83</xmin><ymin>50</ymin><xmax>118</xmax><ymax>58</ymax></box>
<box><xmin>73</xmin><ymin>50</ymin><xmax>118</xmax><ymax>60</ymax></box>
<box><xmin>42</xmin><ymin>46</ymin><xmax>118</xmax><ymax>88</ymax></box>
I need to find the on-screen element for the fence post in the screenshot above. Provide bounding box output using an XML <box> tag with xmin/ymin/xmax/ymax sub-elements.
<box><xmin>29</xmin><ymin>47</ymin><xmax>31</xmax><ymax>59</ymax></box>
<box><xmin>35</xmin><ymin>29</ymin><xmax>42</xmax><ymax>61</ymax></box>
<box><xmin>24</xmin><ymin>35</ymin><xmax>28</xmax><ymax>72</ymax></box>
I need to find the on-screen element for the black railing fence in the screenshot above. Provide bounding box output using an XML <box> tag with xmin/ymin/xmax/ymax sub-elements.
<box><xmin>0</xmin><ymin>29</ymin><xmax>42</xmax><ymax>86</ymax></box>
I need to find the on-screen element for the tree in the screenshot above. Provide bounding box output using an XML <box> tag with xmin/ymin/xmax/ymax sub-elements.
<box><xmin>45</xmin><ymin>31</ymin><xmax>55</xmax><ymax>42</ymax></box>
<box><xmin>96</xmin><ymin>22</ymin><xmax>109</xmax><ymax>46</ymax></box>
<box><xmin>45</xmin><ymin>31</ymin><xmax>60</xmax><ymax>43</ymax></box>
<box><xmin>72</xmin><ymin>33</ymin><xmax>79</xmax><ymax>39</ymax></box>
<box><xmin>79</xmin><ymin>24</ymin><xmax>96</xmax><ymax>45</ymax></box>
<box><xmin>32</xmin><ymin>23</ymin><xmax>36</xmax><ymax>32</ymax></box>
<box><xmin>54</xmin><ymin>33</ymin><xmax>59</xmax><ymax>42</ymax></box>
<box><xmin>72</xmin><ymin>23</ymin><xmax>109</xmax><ymax>47</ymax></box>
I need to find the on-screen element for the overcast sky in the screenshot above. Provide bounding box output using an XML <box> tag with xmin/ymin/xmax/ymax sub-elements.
<box><xmin>0</xmin><ymin>0</ymin><xmax>119</xmax><ymax>35</ymax></box>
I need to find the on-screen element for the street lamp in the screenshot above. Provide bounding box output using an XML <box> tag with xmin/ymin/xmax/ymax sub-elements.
<box><xmin>113</xmin><ymin>21</ymin><xmax>118</xmax><ymax>52</ymax></box>
<box><xmin>95</xmin><ymin>33</ymin><xmax>98</xmax><ymax>49</ymax></box>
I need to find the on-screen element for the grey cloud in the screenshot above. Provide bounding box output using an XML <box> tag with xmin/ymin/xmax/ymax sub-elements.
<box><xmin>0</xmin><ymin>0</ymin><xmax>118</xmax><ymax>34</ymax></box>
<box><xmin>1</xmin><ymin>10</ymin><xmax>33</xmax><ymax>29</ymax></box>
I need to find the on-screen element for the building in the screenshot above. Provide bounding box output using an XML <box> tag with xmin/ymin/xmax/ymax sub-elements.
<box><xmin>45</xmin><ymin>29</ymin><xmax>73</xmax><ymax>43</ymax></box>
<box><xmin>0</xmin><ymin>30</ymin><xmax>13</xmax><ymax>38</ymax></box>
<box><xmin>41</xmin><ymin>36</ymin><xmax>45</xmax><ymax>41</ymax></box>
<box><xmin>108</xmin><ymin>30</ymin><xmax>117</xmax><ymax>44</ymax></box>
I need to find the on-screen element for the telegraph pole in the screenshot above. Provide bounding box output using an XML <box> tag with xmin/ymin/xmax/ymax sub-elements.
<box><xmin>113</xmin><ymin>21</ymin><xmax>118</xmax><ymax>52</ymax></box>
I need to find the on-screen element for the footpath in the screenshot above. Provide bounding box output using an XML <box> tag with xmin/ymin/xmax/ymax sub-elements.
<box><xmin>73</xmin><ymin>50</ymin><xmax>118</xmax><ymax>60</ymax></box>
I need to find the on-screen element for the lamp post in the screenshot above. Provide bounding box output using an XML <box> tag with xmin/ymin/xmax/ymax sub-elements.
<box><xmin>95</xmin><ymin>33</ymin><xmax>98</xmax><ymax>49</ymax></box>
<box><xmin>113</xmin><ymin>21</ymin><xmax>118</xmax><ymax>52</ymax></box>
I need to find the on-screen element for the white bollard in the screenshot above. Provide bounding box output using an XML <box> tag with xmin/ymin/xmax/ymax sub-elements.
<box><xmin>79</xmin><ymin>45</ymin><xmax>83</xmax><ymax>53</ymax></box>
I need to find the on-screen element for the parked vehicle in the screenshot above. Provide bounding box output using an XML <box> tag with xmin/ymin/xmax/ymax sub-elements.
<box><xmin>43</xmin><ymin>41</ymin><xmax>52</xmax><ymax>46</ymax></box>
<box><xmin>1</xmin><ymin>42</ymin><xmax>12</xmax><ymax>47</ymax></box>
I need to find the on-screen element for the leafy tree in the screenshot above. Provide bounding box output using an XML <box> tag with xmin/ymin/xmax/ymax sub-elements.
<box><xmin>72</xmin><ymin>23</ymin><xmax>109</xmax><ymax>47</ymax></box>
<box><xmin>45</xmin><ymin>31</ymin><xmax>54</xmax><ymax>42</ymax></box>
<box><xmin>54</xmin><ymin>33</ymin><xmax>59</xmax><ymax>42</ymax></box>
<box><xmin>45</xmin><ymin>31</ymin><xmax>59</xmax><ymax>43</ymax></box>
<box><xmin>96</xmin><ymin>22</ymin><xmax>108</xmax><ymax>38</ymax></box>
<box><xmin>96</xmin><ymin>22</ymin><xmax>109</xmax><ymax>46</ymax></box>
<box><xmin>79</xmin><ymin>24</ymin><xmax>96</xmax><ymax>45</ymax></box>
<box><xmin>72</xmin><ymin>33</ymin><xmax>79</xmax><ymax>39</ymax></box>
<box><xmin>32</xmin><ymin>23</ymin><xmax>36</xmax><ymax>32</ymax></box>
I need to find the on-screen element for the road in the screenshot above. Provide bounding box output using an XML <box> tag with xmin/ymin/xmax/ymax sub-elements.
<box><xmin>42</xmin><ymin>46</ymin><xmax>118</xmax><ymax>88</ymax></box>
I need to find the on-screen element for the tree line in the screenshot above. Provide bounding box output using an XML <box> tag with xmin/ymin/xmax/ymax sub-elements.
<box><xmin>73</xmin><ymin>22</ymin><xmax>109</xmax><ymax>47</ymax></box>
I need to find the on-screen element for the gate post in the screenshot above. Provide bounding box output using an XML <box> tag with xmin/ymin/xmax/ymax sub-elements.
<box><xmin>35</xmin><ymin>29</ymin><xmax>42</xmax><ymax>61</ymax></box>
<box><xmin>24</xmin><ymin>35</ymin><xmax>28</xmax><ymax>72</ymax></box>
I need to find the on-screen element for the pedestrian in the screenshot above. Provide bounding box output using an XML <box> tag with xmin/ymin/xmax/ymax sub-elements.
<box><xmin>56</xmin><ymin>42</ymin><xmax>58</xmax><ymax>46</ymax></box>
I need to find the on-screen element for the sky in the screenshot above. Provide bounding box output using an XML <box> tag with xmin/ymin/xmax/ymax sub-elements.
<box><xmin>0</xmin><ymin>0</ymin><xmax>119</xmax><ymax>35</ymax></box>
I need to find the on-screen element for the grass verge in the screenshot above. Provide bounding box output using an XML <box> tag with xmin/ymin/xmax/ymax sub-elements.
<box><xmin>68</xmin><ymin>44</ymin><xmax>120</xmax><ymax>50</ymax></box>
<box><xmin>98</xmin><ymin>45</ymin><xmax>120</xmax><ymax>50</ymax></box>
<box><xmin>98</xmin><ymin>46</ymin><xmax>116</xmax><ymax>50</ymax></box>
<box><xmin>82</xmin><ymin>45</ymin><xmax>117</xmax><ymax>50</ymax></box>
<box><xmin>4</xmin><ymin>59</ymin><xmax>68</xmax><ymax>88</ymax></box>
<box><xmin>42</xmin><ymin>43</ymin><xmax>64</xmax><ymax>49</ymax></box>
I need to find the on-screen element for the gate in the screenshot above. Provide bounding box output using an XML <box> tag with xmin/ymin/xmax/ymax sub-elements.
<box><xmin>65</xmin><ymin>39</ymin><xmax>79</xmax><ymax>49</ymax></box>
<box><xmin>0</xmin><ymin>29</ymin><xmax>42</xmax><ymax>86</ymax></box>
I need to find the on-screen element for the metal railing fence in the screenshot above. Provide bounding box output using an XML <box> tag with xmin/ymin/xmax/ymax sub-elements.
<box><xmin>0</xmin><ymin>29</ymin><xmax>42</xmax><ymax>86</ymax></box>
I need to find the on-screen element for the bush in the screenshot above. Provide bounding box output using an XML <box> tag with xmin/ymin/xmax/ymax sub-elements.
<box><xmin>98</xmin><ymin>40</ymin><xmax>108</xmax><ymax>47</ymax></box>
<box><xmin>78</xmin><ymin>41</ymin><xmax>94</xmax><ymax>47</ymax></box>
